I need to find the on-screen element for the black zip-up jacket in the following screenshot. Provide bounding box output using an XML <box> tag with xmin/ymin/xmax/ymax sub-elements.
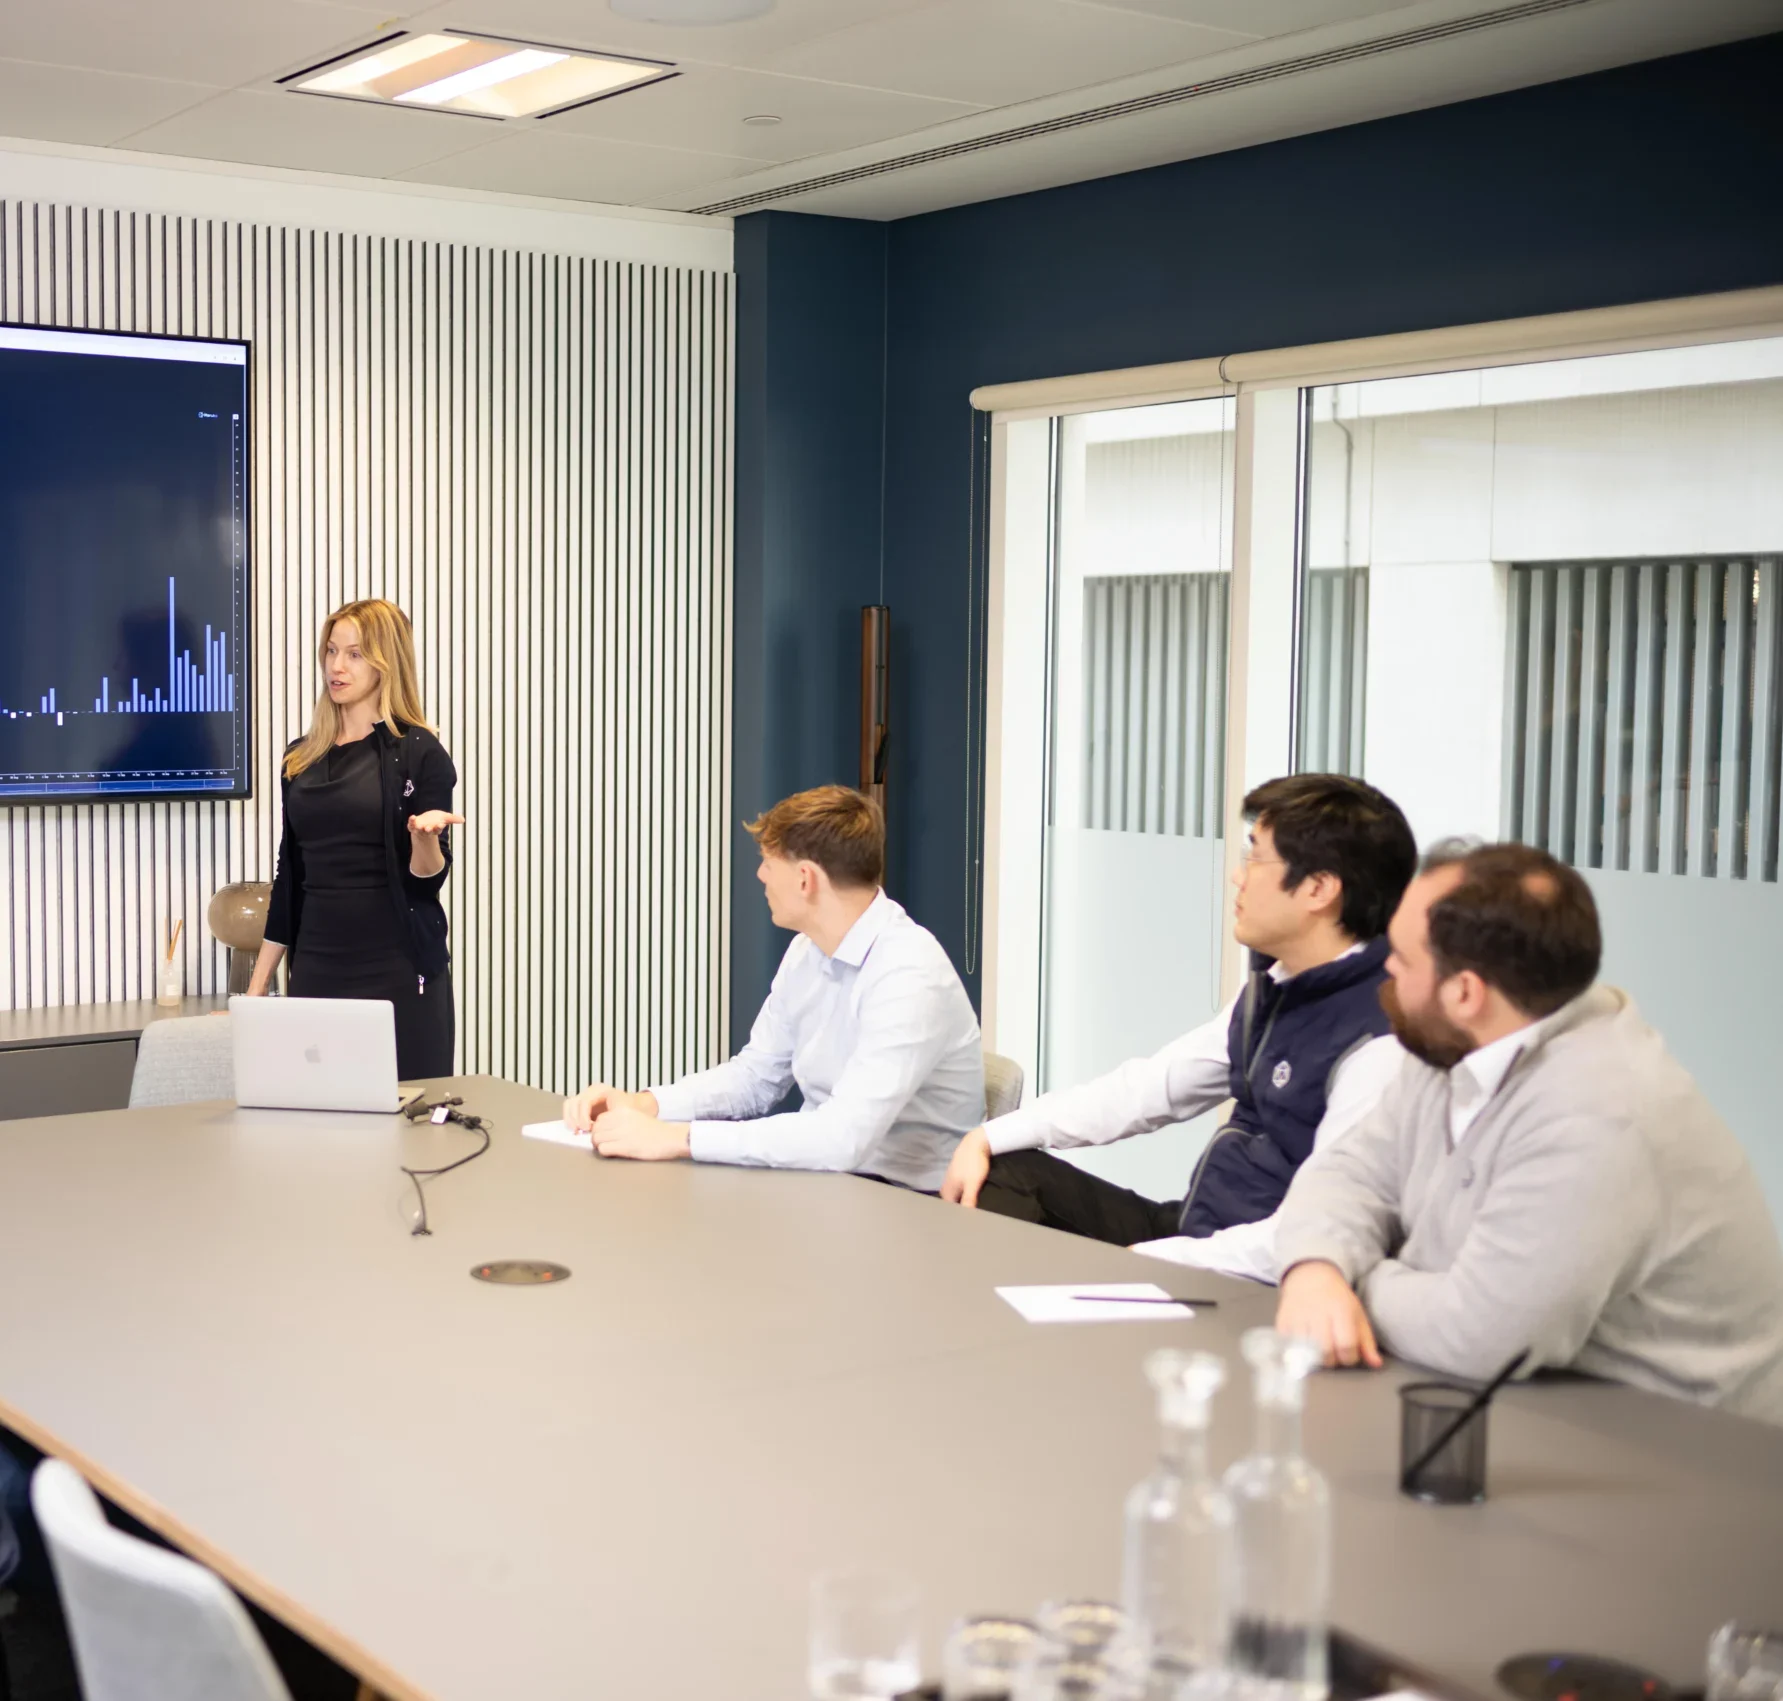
<box><xmin>263</xmin><ymin>720</ymin><xmax>457</xmax><ymax>984</ymax></box>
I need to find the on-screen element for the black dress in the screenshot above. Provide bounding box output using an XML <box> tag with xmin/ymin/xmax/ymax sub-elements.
<box><xmin>282</xmin><ymin>734</ymin><xmax>454</xmax><ymax>1078</ymax></box>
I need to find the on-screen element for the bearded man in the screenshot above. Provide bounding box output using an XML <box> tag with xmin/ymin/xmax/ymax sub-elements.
<box><xmin>1272</xmin><ymin>840</ymin><xmax>1783</xmax><ymax>1425</ymax></box>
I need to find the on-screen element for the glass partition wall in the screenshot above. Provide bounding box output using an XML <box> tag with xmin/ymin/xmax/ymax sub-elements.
<box><xmin>990</xmin><ymin>399</ymin><xmax>1234</xmax><ymax>1199</ymax></box>
<box><xmin>987</xmin><ymin>316</ymin><xmax>1783</xmax><ymax>1222</ymax></box>
<box><xmin>1294</xmin><ymin>337</ymin><xmax>1783</xmax><ymax>1217</ymax></box>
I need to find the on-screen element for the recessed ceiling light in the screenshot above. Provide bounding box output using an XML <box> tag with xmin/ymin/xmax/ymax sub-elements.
<box><xmin>741</xmin><ymin>113</ymin><xmax>781</xmax><ymax>127</ymax></box>
<box><xmin>609</xmin><ymin>0</ymin><xmax>775</xmax><ymax>23</ymax></box>
<box><xmin>288</xmin><ymin>32</ymin><xmax>673</xmax><ymax>119</ymax></box>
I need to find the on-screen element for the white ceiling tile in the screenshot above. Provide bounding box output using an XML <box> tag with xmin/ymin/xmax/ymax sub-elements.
<box><xmin>0</xmin><ymin>60</ymin><xmax>216</xmax><ymax>147</ymax></box>
<box><xmin>1076</xmin><ymin>0</ymin><xmax>1424</xmax><ymax>34</ymax></box>
<box><xmin>397</xmin><ymin>0</ymin><xmax>939</xmax><ymax>73</ymax></box>
<box><xmin>0</xmin><ymin>0</ymin><xmax>1760</xmax><ymax>225</ymax></box>
<box><xmin>0</xmin><ymin>0</ymin><xmax>392</xmax><ymax>87</ymax></box>
<box><xmin>759</xmin><ymin>0</ymin><xmax>1250</xmax><ymax>106</ymax></box>
<box><xmin>643</xmin><ymin>164</ymin><xmax>774</xmax><ymax>213</ymax></box>
<box><xmin>393</xmin><ymin>128</ymin><xmax>771</xmax><ymax>201</ymax></box>
<box><xmin>116</xmin><ymin>88</ymin><xmax>493</xmax><ymax>177</ymax></box>
<box><xmin>543</xmin><ymin>64</ymin><xmax>979</xmax><ymax>162</ymax></box>
<box><xmin>739</xmin><ymin>0</ymin><xmax>1783</xmax><ymax>219</ymax></box>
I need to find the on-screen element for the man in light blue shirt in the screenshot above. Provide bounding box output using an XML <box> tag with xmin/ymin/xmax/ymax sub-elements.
<box><xmin>563</xmin><ymin>785</ymin><xmax>984</xmax><ymax>1191</ymax></box>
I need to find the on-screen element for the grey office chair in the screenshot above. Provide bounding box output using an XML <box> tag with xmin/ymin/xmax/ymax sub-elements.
<box><xmin>129</xmin><ymin>1014</ymin><xmax>235</xmax><ymax>1109</ymax></box>
<box><xmin>983</xmin><ymin>1050</ymin><xmax>1025</xmax><ymax>1121</ymax></box>
<box><xmin>30</xmin><ymin>1459</ymin><xmax>291</xmax><ymax>1701</ymax></box>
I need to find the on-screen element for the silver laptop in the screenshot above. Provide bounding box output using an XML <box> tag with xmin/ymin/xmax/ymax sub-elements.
<box><xmin>229</xmin><ymin>995</ymin><xmax>401</xmax><ymax>1113</ymax></box>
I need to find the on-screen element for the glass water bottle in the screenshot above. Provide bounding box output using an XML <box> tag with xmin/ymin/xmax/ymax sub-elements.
<box><xmin>1121</xmin><ymin>1349</ymin><xmax>1234</xmax><ymax>1686</ymax></box>
<box><xmin>1223</xmin><ymin>1329</ymin><xmax>1330</xmax><ymax>1701</ymax></box>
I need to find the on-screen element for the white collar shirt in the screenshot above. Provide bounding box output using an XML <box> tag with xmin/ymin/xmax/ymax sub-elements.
<box><xmin>650</xmin><ymin>890</ymin><xmax>984</xmax><ymax>1191</ymax></box>
<box><xmin>1448</xmin><ymin>1024</ymin><xmax>1535</xmax><ymax>1147</ymax></box>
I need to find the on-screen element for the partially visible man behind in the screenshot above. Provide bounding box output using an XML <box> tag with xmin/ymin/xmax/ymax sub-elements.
<box><xmin>563</xmin><ymin>785</ymin><xmax>983</xmax><ymax>1191</ymax></box>
<box><xmin>1275</xmin><ymin>840</ymin><xmax>1783</xmax><ymax>1424</ymax></box>
<box><xmin>942</xmin><ymin>774</ymin><xmax>1417</xmax><ymax>1281</ymax></box>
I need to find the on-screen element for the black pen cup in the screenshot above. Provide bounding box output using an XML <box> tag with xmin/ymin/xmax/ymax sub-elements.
<box><xmin>1399</xmin><ymin>1380</ymin><xmax>1490</xmax><ymax>1504</ymax></box>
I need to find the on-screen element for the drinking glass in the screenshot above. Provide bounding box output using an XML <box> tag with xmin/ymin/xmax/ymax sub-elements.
<box><xmin>1034</xmin><ymin>1601</ymin><xmax>1133</xmax><ymax>1661</ymax></box>
<box><xmin>1019</xmin><ymin>1603</ymin><xmax>1146</xmax><ymax>1701</ymax></box>
<box><xmin>943</xmin><ymin>1616</ymin><xmax>1039</xmax><ymax>1701</ymax></box>
<box><xmin>1709</xmin><ymin>1625</ymin><xmax>1783</xmax><ymax>1701</ymax></box>
<box><xmin>1019</xmin><ymin>1655</ymin><xmax>1143</xmax><ymax>1701</ymax></box>
<box><xmin>809</xmin><ymin>1568</ymin><xmax>922</xmax><ymax>1700</ymax></box>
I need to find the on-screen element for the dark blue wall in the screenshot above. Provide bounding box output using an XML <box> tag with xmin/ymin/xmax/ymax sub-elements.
<box><xmin>730</xmin><ymin>211</ymin><xmax>887</xmax><ymax>1046</ymax></box>
<box><xmin>735</xmin><ymin>32</ymin><xmax>1783</xmax><ymax>1026</ymax></box>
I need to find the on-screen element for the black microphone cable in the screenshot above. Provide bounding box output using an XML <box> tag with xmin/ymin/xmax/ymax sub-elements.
<box><xmin>399</xmin><ymin>1095</ymin><xmax>491</xmax><ymax>1236</ymax></box>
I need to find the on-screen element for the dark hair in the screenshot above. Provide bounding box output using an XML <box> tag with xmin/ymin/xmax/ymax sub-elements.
<box><xmin>746</xmin><ymin>785</ymin><xmax>884</xmax><ymax>889</ymax></box>
<box><xmin>1244</xmin><ymin>774</ymin><xmax>1418</xmax><ymax>941</ymax></box>
<box><xmin>1422</xmin><ymin>841</ymin><xmax>1601</xmax><ymax>1017</ymax></box>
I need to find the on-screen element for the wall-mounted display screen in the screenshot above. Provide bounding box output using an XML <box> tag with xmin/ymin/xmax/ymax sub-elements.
<box><xmin>0</xmin><ymin>323</ymin><xmax>250</xmax><ymax>802</ymax></box>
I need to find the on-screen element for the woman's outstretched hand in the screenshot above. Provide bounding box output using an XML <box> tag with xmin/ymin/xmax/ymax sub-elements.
<box><xmin>407</xmin><ymin>811</ymin><xmax>464</xmax><ymax>877</ymax></box>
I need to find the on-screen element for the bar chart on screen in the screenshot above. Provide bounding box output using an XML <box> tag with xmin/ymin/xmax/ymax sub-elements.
<box><xmin>0</xmin><ymin>327</ymin><xmax>251</xmax><ymax>801</ymax></box>
<box><xmin>2</xmin><ymin>578</ymin><xmax>238</xmax><ymax>727</ymax></box>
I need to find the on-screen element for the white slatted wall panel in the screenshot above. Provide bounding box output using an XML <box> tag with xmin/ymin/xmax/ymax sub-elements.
<box><xmin>0</xmin><ymin>199</ymin><xmax>733</xmax><ymax>1094</ymax></box>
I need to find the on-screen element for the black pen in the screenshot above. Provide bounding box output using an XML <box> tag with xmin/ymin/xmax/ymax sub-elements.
<box><xmin>1070</xmin><ymin>1294</ymin><xmax>1217</xmax><ymax>1308</ymax></box>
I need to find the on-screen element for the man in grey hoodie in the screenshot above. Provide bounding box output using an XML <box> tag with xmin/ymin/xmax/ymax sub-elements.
<box><xmin>1275</xmin><ymin>841</ymin><xmax>1783</xmax><ymax>1425</ymax></box>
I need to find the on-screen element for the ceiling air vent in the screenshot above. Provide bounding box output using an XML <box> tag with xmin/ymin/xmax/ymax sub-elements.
<box><xmin>689</xmin><ymin>0</ymin><xmax>1601</xmax><ymax>216</ymax></box>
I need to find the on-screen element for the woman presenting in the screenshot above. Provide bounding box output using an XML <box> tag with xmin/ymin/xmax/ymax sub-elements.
<box><xmin>247</xmin><ymin>599</ymin><xmax>464</xmax><ymax>1079</ymax></box>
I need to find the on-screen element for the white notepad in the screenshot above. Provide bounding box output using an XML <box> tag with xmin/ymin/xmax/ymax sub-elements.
<box><xmin>995</xmin><ymin>1282</ymin><xmax>1197</xmax><ymax>1323</ymax></box>
<box><xmin>522</xmin><ymin>1119</ymin><xmax>593</xmax><ymax>1151</ymax></box>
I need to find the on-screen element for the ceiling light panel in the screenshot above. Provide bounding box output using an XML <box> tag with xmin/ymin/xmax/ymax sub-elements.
<box><xmin>291</xmin><ymin>33</ymin><xmax>672</xmax><ymax>120</ymax></box>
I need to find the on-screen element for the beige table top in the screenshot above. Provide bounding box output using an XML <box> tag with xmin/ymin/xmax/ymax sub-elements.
<box><xmin>0</xmin><ymin>995</ymin><xmax>226</xmax><ymax>1050</ymax></box>
<box><xmin>0</xmin><ymin>1075</ymin><xmax>1779</xmax><ymax>1701</ymax></box>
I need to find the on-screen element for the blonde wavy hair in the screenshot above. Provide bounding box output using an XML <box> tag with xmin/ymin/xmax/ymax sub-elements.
<box><xmin>283</xmin><ymin>599</ymin><xmax>435</xmax><ymax>780</ymax></box>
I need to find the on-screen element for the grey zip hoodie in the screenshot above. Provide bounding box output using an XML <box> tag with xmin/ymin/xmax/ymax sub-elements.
<box><xmin>1276</xmin><ymin>985</ymin><xmax>1783</xmax><ymax>1424</ymax></box>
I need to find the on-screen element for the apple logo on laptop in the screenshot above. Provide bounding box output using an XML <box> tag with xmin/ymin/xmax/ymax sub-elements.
<box><xmin>304</xmin><ymin>1045</ymin><xmax>322</xmax><ymax>1065</ymax></box>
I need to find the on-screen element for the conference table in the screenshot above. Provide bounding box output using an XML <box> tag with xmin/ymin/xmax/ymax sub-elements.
<box><xmin>1</xmin><ymin>1075</ymin><xmax>1780</xmax><ymax>1700</ymax></box>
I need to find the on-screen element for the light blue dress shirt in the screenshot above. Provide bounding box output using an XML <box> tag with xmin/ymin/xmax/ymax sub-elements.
<box><xmin>649</xmin><ymin>890</ymin><xmax>984</xmax><ymax>1191</ymax></box>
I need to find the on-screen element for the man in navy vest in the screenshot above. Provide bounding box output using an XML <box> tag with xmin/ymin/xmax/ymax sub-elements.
<box><xmin>942</xmin><ymin>774</ymin><xmax>1418</xmax><ymax>1281</ymax></box>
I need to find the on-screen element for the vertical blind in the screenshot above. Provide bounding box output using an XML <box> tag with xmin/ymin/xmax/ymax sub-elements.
<box><xmin>1299</xmin><ymin>566</ymin><xmax>1370</xmax><ymax>779</ymax></box>
<box><xmin>1075</xmin><ymin>564</ymin><xmax>1371</xmax><ymax>841</ymax></box>
<box><xmin>0</xmin><ymin>198</ymin><xmax>733</xmax><ymax>1094</ymax></box>
<box><xmin>1080</xmin><ymin>572</ymin><xmax>1228</xmax><ymax>837</ymax></box>
<box><xmin>1505</xmin><ymin>557</ymin><xmax>1783</xmax><ymax>882</ymax></box>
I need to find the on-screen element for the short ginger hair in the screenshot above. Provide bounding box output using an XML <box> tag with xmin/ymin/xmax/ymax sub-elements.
<box><xmin>746</xmin><ymin>786</ymin><xmax>884</xmax><ymax>890</ymax></box>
